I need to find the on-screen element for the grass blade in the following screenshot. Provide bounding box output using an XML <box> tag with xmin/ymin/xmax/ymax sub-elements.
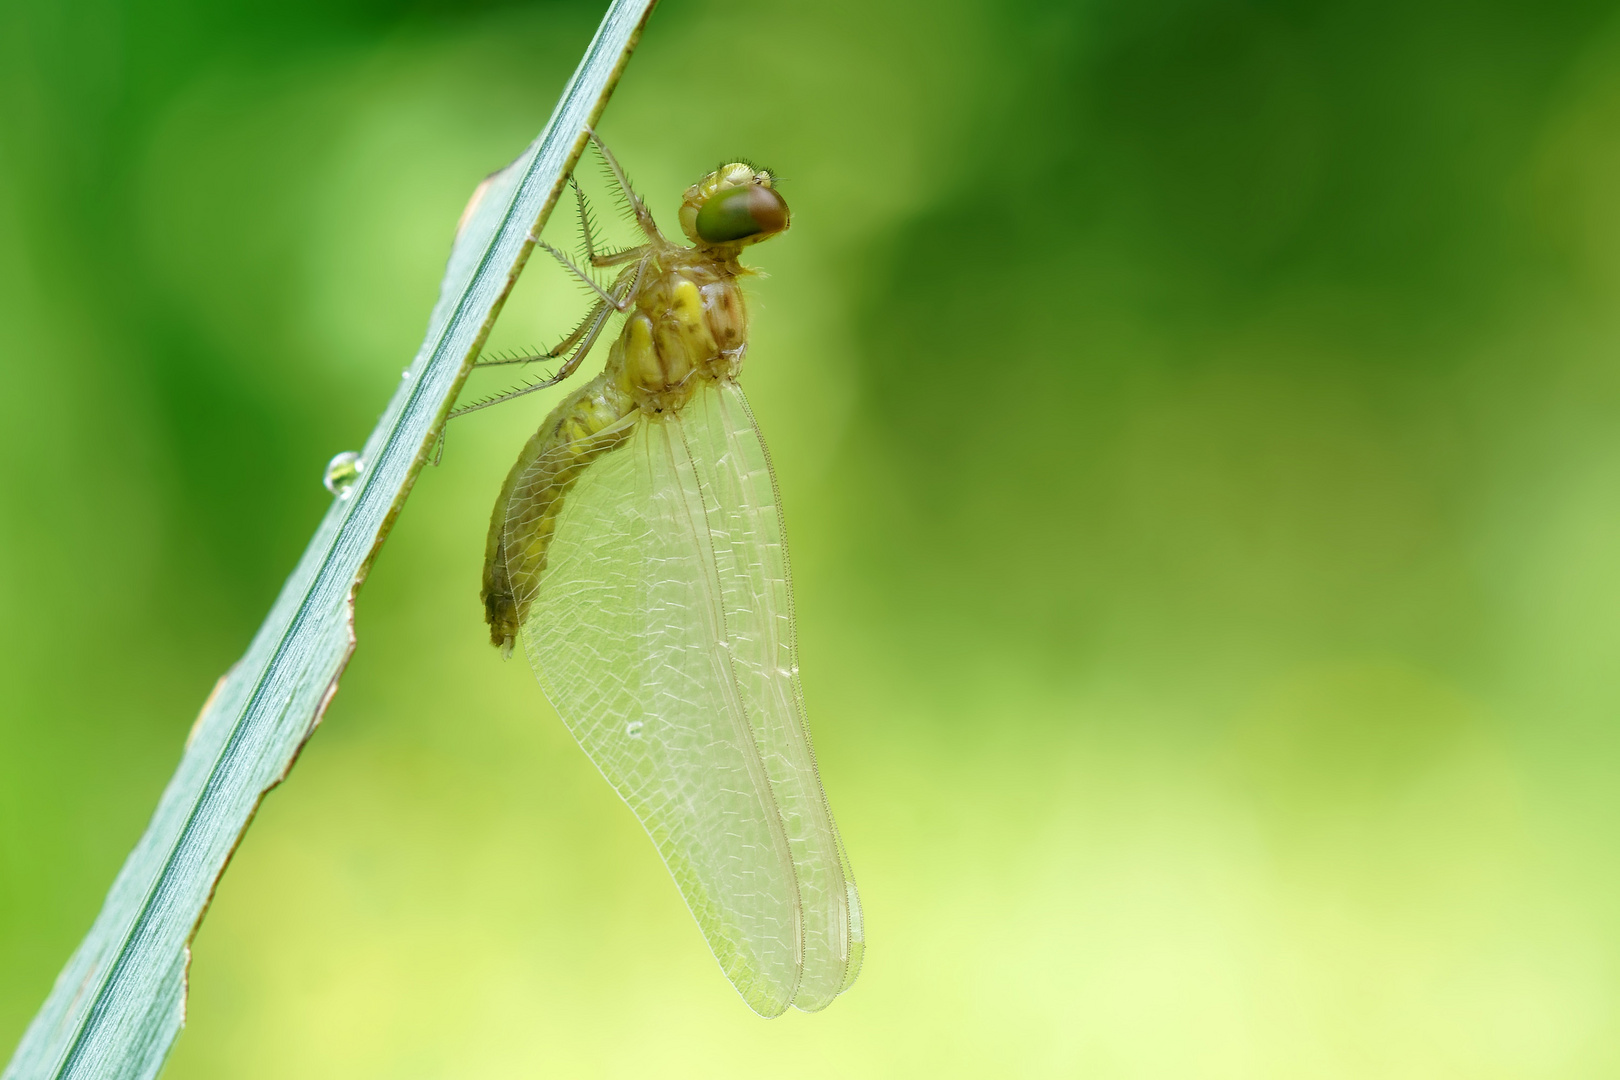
<box><xmin>2</xmin><ymin>2</ymin><xmax>658</xmax><ymax>1076</ymax></box>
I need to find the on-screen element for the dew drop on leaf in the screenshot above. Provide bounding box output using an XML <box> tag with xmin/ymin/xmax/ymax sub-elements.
<box><xmin>323</xmin><ymin>451</ymin><xmax>364</xmax><ymax>499</ymax></box>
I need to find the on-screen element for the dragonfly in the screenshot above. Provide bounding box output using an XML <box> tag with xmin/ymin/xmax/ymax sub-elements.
<box><xmin>450</xmin><ymin>131</ymin><xmax>863</xmax><ymax>1016</ymax></box>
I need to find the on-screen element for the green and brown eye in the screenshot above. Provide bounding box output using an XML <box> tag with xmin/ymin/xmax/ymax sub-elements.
<box><xmin>695</xmin><ymin>182</ymin><xmax>790</xmax><ymax>243</ymax></box>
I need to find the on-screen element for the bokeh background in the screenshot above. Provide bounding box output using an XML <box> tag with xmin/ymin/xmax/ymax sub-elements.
<box><xmin>6</xmin><ymin>0</ymin><xmax>1620</xmax><ymax>1074</ymax></box>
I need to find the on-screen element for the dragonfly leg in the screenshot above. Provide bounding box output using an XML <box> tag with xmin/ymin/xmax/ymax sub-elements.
<box><xmin>450</xmin><ymin>308</ymin><xmax>605</xmax><ymax>418</ymax></box>
<box><xmin>447</xmin><ymin>257</ymin><xmax>647</xmax><ymax>420</ymax></box>
<box><xmin>472</xmin><ymin>298</ymin><xmax>601</xmax><ymax>371</ymax></box>
<box><xmin>572</xmin><ymin>176</ymin><xmax>607</xmax><ymax>266</ymax></box>
<box><xmin>586</xmin><ymin>125</ymin><xmax>665</xmax><ymax>244</ymax></box>
<box><xmin>538</xmin><ymin>242</ymin><xmax>638</xmax><ymax>313</ymax></box>
<box><xmin>590</xmin><ymin>243</ymin><xmax>652</xmax><ymax>268</ymax></box>
<box><xmin>542</xmin><ymin>172</ymin><xmax>653</xmax><ymax>267</ymax></box>
<box><xmin>572</xmin><ymin>165</ymin><xmax>652</xmax><ymax>268</ymax></box>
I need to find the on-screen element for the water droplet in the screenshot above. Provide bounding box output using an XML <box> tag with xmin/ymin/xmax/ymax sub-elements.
<box><xmin>625</xmin><ymin>719</ymin><xmax>645</xmax><ymax>738</ymax></box>
<box><xmin>401</xmin><ymin>369</ymin><xmax>412</xmax><ymax>380</ymax></box>
<box><xmin>323</xmin><ymin>451</ymin><xmax>364</xmax><ymax>498</ymax></box>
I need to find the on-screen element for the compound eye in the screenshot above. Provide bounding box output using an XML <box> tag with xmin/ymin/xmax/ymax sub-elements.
<box><xmin>695</xmin><ymin>183</ymin><xmax>789</xmax><ymax>243</ymax></box>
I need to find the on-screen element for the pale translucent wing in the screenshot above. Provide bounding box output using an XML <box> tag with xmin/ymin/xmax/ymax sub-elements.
<box><xmin>513</xmin><ymin>380</ymin><xmax>861</xmax><ymax>1014</ymax></box>
<box><xmin>675</xmin><ymin>381</ymin><xmax>864</xmax><ymax>1008</ymax></box>
<box><xmin>518</xmin><ymin>403</ymin><xmax>799</xmax><ymax>1015</ymax></box>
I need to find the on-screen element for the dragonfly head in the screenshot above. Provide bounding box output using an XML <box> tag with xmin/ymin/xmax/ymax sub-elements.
<box><xmin>680</xmin><ymin>163</ymin><xmax>789</xmax><ymax>251</ymax></box>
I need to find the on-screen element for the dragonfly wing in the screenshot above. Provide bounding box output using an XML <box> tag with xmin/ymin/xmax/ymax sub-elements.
<box><xmin>515</xmin><ymin>379</ymin><xmax>861</xmax><ymax>1014</ymax></box>
<box><xmin>675</xmin><ymin>380</ymin><xmax>864</xmax><ymax>1009</ymax></box>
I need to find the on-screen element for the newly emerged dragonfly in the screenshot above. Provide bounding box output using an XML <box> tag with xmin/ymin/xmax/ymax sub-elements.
<box><xmin>451</xmin><ymin>132</ymin><xmax>863</xmax><ymax>1016</ymax></box>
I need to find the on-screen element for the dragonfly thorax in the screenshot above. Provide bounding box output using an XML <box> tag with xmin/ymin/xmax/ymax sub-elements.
<box><xmin>617</xmin><ymin>262</ymin><xmax>748</xmax><ymax>414</ymax></box>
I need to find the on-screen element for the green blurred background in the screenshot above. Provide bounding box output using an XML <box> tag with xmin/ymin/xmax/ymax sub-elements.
<box><xmin>6</xmin><ymin>0</ymin><xmax>1620</xmax><ymax>1074</ymax></box>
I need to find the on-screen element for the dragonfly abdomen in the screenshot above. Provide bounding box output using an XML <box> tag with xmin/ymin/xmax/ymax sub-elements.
<box><xmin>482</xmin><ymin>363</ymin><xmax>635</xmax><ymax>653</ymax></box>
